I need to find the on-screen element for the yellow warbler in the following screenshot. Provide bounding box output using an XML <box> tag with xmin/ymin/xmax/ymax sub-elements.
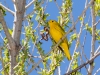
<box><xmin>48</xmin><ymin>20</ymin><xmax>71</xmax><ymax>60</ymax></box>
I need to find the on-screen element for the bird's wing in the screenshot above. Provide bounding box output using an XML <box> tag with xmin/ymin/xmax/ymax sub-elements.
<box><xmin>54</xmin><ymin>24</ymin><xmax>65</xmax><ymax>35</ymax></box>
<box><xmin>54</xmin><ymin>24</ymin><xmax>69</xmax><ymax>49</ymax></box>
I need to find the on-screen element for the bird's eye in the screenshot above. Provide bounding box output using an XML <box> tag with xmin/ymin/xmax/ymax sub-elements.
<box><xmin>52</xmin><ymin>21</ymin><xmax>54</xmax><ymax>22</ymax></box>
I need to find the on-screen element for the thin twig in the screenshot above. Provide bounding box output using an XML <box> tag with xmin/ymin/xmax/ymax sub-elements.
<box><xmin>94</xmin><ymin>19</ymin><xmax>100</xmax><ymax>26</ymax></box>
<box><xmin>79</xmin><ymin>32</ymin><xmax>89</xmax><ymax>73</ymax></box>
<box><xmin>94</xmin><ymin>45</ymin><xmax>100</xmax><ymax>55</ymax></box>
<box><xmin>94</xmin><ymin>68</ymin><xmax>100</xmax><ymax>75</ymax></box>
<box><xmin>65</xmin><ymin>52</ymin><xmax>100</xmax><ymax>75</ymax></box>
<box><xmin>0</xmin><ymin>33</ymin><xmax>4</xmax><ymax>41</ymax></box>
<box><xmin>57</xmin><ymin>66</ymin><xmax>61</xmax><ymax>75</ymax></box>
<box><xmin>24</xmin><ymin>0</ymin><xmax>44</xmax><ymax>20</ymax></box>
<box><xmin>67</xmin><ymin>0</ymin><xmax>94</xmax><ymax>73</ymax></box>
<box><xmin>67</xmin><ymin>21</ymin><xmax>83</xmax><ymax>73</ymax></box>
<box><xmin>81</xmin><ymin>31</ymin><xmax>88</xmax><ymax>60</ymax></box>
<box><xmin>78</xmin><ymin>0</ymin><xmax>89</xmax><ymax>72</ymax></box>
<box><xmin>0</xmin><ymin>3</ymin><xmax>14</xmax><ymax>15</ymax></box>
<box><xmin>67</xmin><ymin>5</ymin><xmax>86</xmax><ymax>73</ymax></box>
<box><xmin>0</xmin><ymin>10</ymin><xmax>15</xmax><ymax>49</ymax></box>
<box><xmin>25</xmin><ymin>0</ymin><xmax>37</xmax><ymax>9</ymax></box>
<box><xmin>54</xmin><ymin>0</ymin><xmax>61</xmax><ymax>11</ymax></box>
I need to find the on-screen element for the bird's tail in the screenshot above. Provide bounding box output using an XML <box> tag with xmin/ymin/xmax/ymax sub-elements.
<box><xmin>61</xmin><ymin>43</ymin><xmax>71</xmax><ymax>60</ymax></box>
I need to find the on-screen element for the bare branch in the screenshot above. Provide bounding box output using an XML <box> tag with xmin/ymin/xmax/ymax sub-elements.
<box><xmin>82</xmin><ymin>31</ymin><xmax>88</xmax><ymax>60</ymax></box>
<box><xmin>0</xmin><ymin>10</ymin><xmax>15</xmax><ymax>49</ymax></box>
<box><xmin>74</xmin><ymin>0</ymin><xmax>94</xmax><ymax>26</ymax></box>
<box><xmin>0</xmin><ymin>3</ymin><xmax>14</xmax><ymax>15</ymax></box>
<box><xmin>28</xmin><ymin>57</ymin><xmax>43</xmax><ymax>74</ymax></box>
<box><xmin>12</xmin><ymin>0</ymin><xmax>26</xmax><ymax>45</ymax></box>
<box><xmin>0</xmin><ymin>33</ymin><xmax>4</xmax><ymax>41</ymax></box>
<box><xmin>94</xmin><ymin>19</ymin><xmax>100</xmax><ymax>26</ymax></box>
<box><xmin>78</xmin><ymin>0</ymin><xmax>89</xmax><ymax>72</ymax></box>
<box><xmin>94</xmin><ymin>45</ymin><xmax>100</xmax><ymax>55</ymax></box>
<box><xmin>57</xmin><ymin>66</ymin><xmax>61</xmax><ymax>75</ymax></box>
<box><xmin>88</xmin><ymin>1</ymin><xmax>96</xmax><ymax>75</ymax></box>
<box><xmin>24</xmin><ymin>0</ymin><xmax>44</xmax><ymax>20</ymax></box>
<box><xmin>67</xmin><ymin>19</ymin><xmax>83</xmax><ymax>73</ymax></box>
<box><xmin>94</xmin><ymin>68</ymin><xmax>100</xmax><ymax>75</ymax></box>
<box><xmin>67</xmin><ymin>0</ymin><xmax>94</xmax><ymax>73</ymax></box>
<box><xmin>54</xmin><ymin>0</ymin><xmax>61</xmax><ymax>11</ymax></box>
<box><xmin>65</xmin><ymin>52</ymin><xmax>100</xmax><ymax>75</ymax></box>
<box><xmin>25</xmin><ymin>0</ymin><xmax>37</xmax><ymax>9</ymax></box>
<box><xmin>8</xmin><ymin>0</ymin><xmax>26</xmax><ymax>74</ymax></box>
<box><xmin>85</xmin><ymin>0</ymin><xmax>88</xmax><ymax>7</ymax></box>
<box><xmin>91</xmin><ymin>1</ymin><xmax>96</xmax><ymax>57</ymax></box>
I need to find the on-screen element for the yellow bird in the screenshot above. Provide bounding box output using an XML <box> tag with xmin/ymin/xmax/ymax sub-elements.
<box><xmin>48</xmin><ymin>20</ymin><xmax>71</xmax><ymax>60</ymax></box>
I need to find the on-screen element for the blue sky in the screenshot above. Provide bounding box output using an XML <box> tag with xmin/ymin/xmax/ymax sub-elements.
<box><xmin>0</xmin><ymin>0</ymin><xmax>100</xmax><ymax>75</ymax></box>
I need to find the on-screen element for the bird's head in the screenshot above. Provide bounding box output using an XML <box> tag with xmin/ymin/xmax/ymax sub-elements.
<box><xmin>48</xmin><ymin>20</ymin><xmax>58</xmax><ymax>27</ymax></box>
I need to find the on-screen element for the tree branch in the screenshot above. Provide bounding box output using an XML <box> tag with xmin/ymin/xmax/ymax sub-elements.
<box><xmin>24</xmin><ymin>0</ymin><xmax>44</xmax><ymax>20</ymax></box>
<box><xmin>88</xmin><ymin>0</ymin><xmax>96</xmax><ymax>75</ymax></box>
<box><xmin>9</xmin><ymin>0</ymin><xmax>26</xmax><ymax>74</ymax></box>
<box><xmin>94</xmin><ymin>45</ymin><xmax>100</xmax><ymax>55</ymax></box>
<box><xmin>0</xmin><ymin>3</ymin><xmax>14</xmax><ymax>15</ymax></box>
<box><xmin>94</xmin><ymin>19</ymin><xmax>100</xmax><ymax>26</ymax></box>
<box><xmin>57</xmin><ymin>66</ymin><xmax>61</xmax><ymax>75</ymax></box>
<box><xmin>65</xmin><ymin>52</ymin><xmax>100</xmax><ymax>75</ymax></box>
<box><xmin>94</xmin><ymin>68</ymin><xmax>100</xmax><ymax>75</ymax></box>
<box><xmin>0</xmin><ymin>10</ymin><xmax>15</xmax><ymax>49</ymax></box>
<box><xmin>25</xmin><ymin>0</ymin><xmax>37</xmax><ymax>9</ymax></box>
<box><xmin>12</xmin><ymin>0</ymin><xmax>26</xmax><ymax>45</ymax></box>
<box><xmin>67</xmin><ymin>0</ymin><xmax>95</xmax><ymax>73</ymax></box>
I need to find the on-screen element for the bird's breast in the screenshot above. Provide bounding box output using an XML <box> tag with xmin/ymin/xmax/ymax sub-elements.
<box><xmin>49</xmin><ymin>28</ymin><xmax>63</xmax><ymax>43</ymax></box>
